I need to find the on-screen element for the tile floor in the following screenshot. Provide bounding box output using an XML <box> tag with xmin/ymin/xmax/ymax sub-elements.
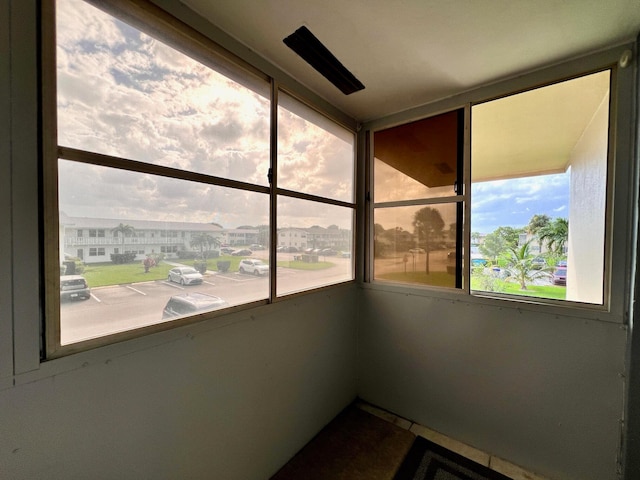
<box><xmin>355</xmin><ymin>401</ymin><xmax>551</xmax><ymax>480</ymax></box>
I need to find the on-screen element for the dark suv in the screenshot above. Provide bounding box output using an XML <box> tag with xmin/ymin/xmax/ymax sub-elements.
<box><xmin>162</xmin><ymin>292</ymin><xmax>229</xmax><ymax>320</ymax></box>
<box><xmin>60</xmin><ymin>275</ymin><xmax>91</xmax><ymax>301</ymax></box>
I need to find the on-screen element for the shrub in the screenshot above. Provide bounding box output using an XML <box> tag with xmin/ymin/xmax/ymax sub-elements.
<box><xmin>110</xmin><ymin>252</ymin><xmax>137</xmax><ymax>264</ymax></box>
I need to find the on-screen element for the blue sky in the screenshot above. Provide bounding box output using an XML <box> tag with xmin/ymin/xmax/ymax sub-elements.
<box><xmin>471</xmin><ymin>170</ymin><xmax>570</xmax><ymax>234</ymax></box>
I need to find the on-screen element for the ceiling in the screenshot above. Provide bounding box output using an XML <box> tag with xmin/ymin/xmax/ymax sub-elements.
<box><xmin>179</xmin><ymin>0</ymin><xmax>640</xmax><ymax>122</ymax></box>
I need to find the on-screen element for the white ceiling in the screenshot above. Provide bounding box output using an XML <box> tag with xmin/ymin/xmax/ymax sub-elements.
<box><xmin>179</xmin><ymin>0</ymin><xmax>640</xmax><ymax>122</ymax></box>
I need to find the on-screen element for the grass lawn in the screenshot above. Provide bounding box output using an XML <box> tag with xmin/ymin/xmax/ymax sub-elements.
<box><xmin>82</xmin><ymin>262</ymin><xmax>174</xmax><ymax>288</ymax></box>
<box><xmin>81</xmin><ymin>254</ymin><xmax>329</xmax><ymax>288</ymax></box>
<box><xmin>276</xmin><ymin>260</ymin><xmax>334</xmax><ymax>270</ymax></box>
<box><xmin>471</xmin><ymin>276</ymin><xmax>566</xmax><ymax>300</ymax></box>
<box><xmin>375</xmin><ymin>271</ymin><xmax>456</xmax><ymax>288</ymax></box>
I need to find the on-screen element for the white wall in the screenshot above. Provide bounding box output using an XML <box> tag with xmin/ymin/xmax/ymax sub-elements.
<box><xmin>566</xmin><ymin>92</ymin><xmax>610</xmax><ymax>303</ymax></box>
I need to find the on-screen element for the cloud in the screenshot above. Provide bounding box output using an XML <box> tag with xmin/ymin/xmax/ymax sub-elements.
<box><xmin>56</xmin><ymin>0</ymin><xmax>353</xmax><ymax>230</ymax></box>
<box><xmin>471</xmin><ymin>172</ymin><xmax>570</xmax><ymax>233</ymax></box>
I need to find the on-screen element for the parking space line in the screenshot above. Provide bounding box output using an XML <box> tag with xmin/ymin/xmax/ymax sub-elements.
<box><xmin>216</xmin><ymin>274</ymin><xmax>253</xmax><ymax>282</ymax></box>
<box><xmin>90</xmin><ymin>293</ymin><xmax>101</xmax><ymax>303</ymax></box>
<box><xmin>163</xmin><ymin>281</ymin><xmax>185</xmax><ymax>290</ymax></box>
<box><xmin>126</xmin><ymin>285</ymin><xmax>147</xmax><ymax>296</ymax></box>
<box><xmin>203</xmin><ymin>281</ymin><xmax>216</xmax><ymax>286</ymax></box>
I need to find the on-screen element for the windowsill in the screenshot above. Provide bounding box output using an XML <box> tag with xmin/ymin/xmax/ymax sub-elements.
<box><xmin>359</xmin><ymin>280</ymin><xmax>622</xmax><ymax>324</ymax></box>
<box><xmin>5</xmin><ymin>282</ymin><xmax>356</xmax><ymax>392</ymax></box>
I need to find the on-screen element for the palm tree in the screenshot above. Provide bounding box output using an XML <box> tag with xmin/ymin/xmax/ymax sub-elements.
<box><xmin>538</xmin><ymin>218</ymin><xmax>568</xmax><ymax>255</ymax></box>
<box><xmin>111</xmin><ymin>223</ymin><xmax>136</xmax><ymax>244</ymax></box>
<box><xmin>412</xmin><ymin>207</ymin><xmax>444</xmax><ymax>274</ymax></box>
<box><xmin>526</xmin><ymin>214</ymin><xmax>550</xmax><ymax>254</ymax></box>
<box><xmin>190</xmin><ymin>232</ymin><xmax>220</xmax><ymax>259</ymax></box>
<box><xmin>504</xmin><ymin>240</ymin><xmax>551</xmax><ymax>290</ymax></box>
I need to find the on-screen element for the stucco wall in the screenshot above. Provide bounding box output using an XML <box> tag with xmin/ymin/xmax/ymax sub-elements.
<box><xmin>567</xmin><ymin>92</ymin><xmax>610</xmax><ymax>304</ymax></box>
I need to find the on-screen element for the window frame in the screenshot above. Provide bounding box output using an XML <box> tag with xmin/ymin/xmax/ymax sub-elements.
<box><xmin>371</xmin><ymin>107</ymin><xmax>468</xmax><ymax>291</ymax></box>
<box><xmin>365</xmin><ymin>53</ymin><xmax>631</xmax><ymax>322</ymax></box>
<box><xmin>42</xmin><ymin>0</ymin><xmax>357</xmax><ymax>359</ymax></box>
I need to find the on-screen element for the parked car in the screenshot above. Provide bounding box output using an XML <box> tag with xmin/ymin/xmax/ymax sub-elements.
<box><xmin>250</xmin><ymin>244</ymin><xmax>265</xmax><ymax>250</ymax></box>
<box><xmin>60</xmin><ymin>275</ymin><xmax>91</xmax><ymax>301</ymax></box>
<box><xmin>231</xmin><ymin>248</ymin><xmax>252</xmax><ymax>256</ymax></box>
<box><xmin>167</xmin><ymin>266</ymin><xmax>203</xmax><ymax>285</ymax></box>
<box><xmin>340</xmin><ymin>251</ymin><xmax>351</xmax><ymax>258</ymax></box>
<box><xmin>320</xmin><ymin>248</ymin><xmax>337</xmax><ymax>256</ymax></box>
<box><xmin>532</xmin><ymin>257</ymin><xmax>546</xmax><ymax>269</ymax></box>
<box><xmin>285</xmin><ymin>246</ymin><xmax>299</xmax><ymax>253</ymax></box>
<box><xmin>409</xmin><ymin>248</ymin><xmax>425</xmax><ymax>254</ymax></box>
<box><xmin>552</xmin><ymin>267</ymin><xmax>567</xmax><ymax>285</ymax></box>
<box><xmin>162</xmin><ymin>292</ymin><xmax>229</xmax><ymax>319</ymax></box>
<box><xmin>220</xmin><ymin>247</ymin><xmax>234</xmax><ymax>255</ymax></box>
<box><xmin>238</xmin><ymin>259</ymin><xmax>269</xmax><ymax>276</ymax></box>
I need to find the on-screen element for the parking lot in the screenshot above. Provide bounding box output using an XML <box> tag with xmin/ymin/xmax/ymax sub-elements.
<box><xmin>61</xmin><ymin>256</ymin><xmax>352</xmax><ymax>345</ymax></box>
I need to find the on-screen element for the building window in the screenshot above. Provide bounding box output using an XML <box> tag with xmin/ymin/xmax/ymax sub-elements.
<box><xmin>43</xmin><ymin>0</ymin><xmax>355</xmax><ymax>357</ymax></box>
<box><xmin>371</xmin><ymin>70</ymin><xmax>612</xmax><ymax>307</ymax></box>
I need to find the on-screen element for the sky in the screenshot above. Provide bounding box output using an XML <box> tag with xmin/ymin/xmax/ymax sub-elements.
<box><xmin>56</xmin><ymin>0</ymin><xmax>569</xmax><ymax>237</ymax></box>
<box><xmin>56</xmin><ymin>0</ymin><xmax>355</xmax><ymax>231</ymax></box>
<box><xmin>470</xmin><ymin>171</ymin><xmax>570</xmax><ymax>234</ymax></box>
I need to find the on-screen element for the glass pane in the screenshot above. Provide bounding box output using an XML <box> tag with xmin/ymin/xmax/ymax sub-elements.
<box><xmin>278</xmin><ymin>92</ymin><xmax>355</xmax><ymax>202</ymax></box>
<box><xmin>58</xmin><ymin>159</ymin><xmax>269</xmax><ymax>345</ymax></box>
<box><xmin>56</xmin><ymin>0</ymin><xmax>270</xmax><ymax>185</ymax></box>
<box><xmin>374</xmin><ymin>110</ymin><xmax>462</xmax><ymax>203</ymax></box>
<box><xmin>471</xmin><ymin>71</ymin><xmax>610</xmax><ymax>304</ymax></box>
<box><xmin>374</xmin><ymin>203</ymin><xmax>458</xmax><ymax>288</ymax></box>
<box><xmin>276</xmin><ymin>197</ymin><xmax>354</xmax><ymax>296</ymax></box>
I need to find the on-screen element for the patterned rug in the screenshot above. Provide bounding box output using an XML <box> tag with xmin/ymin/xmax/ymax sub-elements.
<box><xmin>393</xmin><ymin>436</ymin><xmax>513</xmax><ymax>480</ymax></box>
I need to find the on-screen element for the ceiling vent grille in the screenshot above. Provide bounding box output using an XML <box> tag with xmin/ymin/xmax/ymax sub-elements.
<box><xmin>283</xmin><ymin>26</ymin><xmax>365</xmax><ymax>95</ymax></box>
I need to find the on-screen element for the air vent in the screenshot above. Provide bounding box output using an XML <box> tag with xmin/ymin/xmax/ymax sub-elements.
<box><xmin>283</xmin><ymin>26</ymin><xmax>365</xmax><ymax>95</ymax></box>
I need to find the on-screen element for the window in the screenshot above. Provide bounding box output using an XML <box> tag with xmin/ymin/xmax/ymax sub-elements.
<box><xmin>276</xmin><ymin>92</ymin><xmax>356</xmax><ymax>296</ymax></box>
<box><xmin>373</xmin><ymin>110</ymin><xmax>464</xmax><ymax>289</ymax></box>
<box><xmin>371</xmin><ymin>70</ymin><xmax>612</xmax><ymax>307</ymax></box>
<box><xmin>470</xmin><ymin>71</ymin><xmax>610</xmax><ymax>305</ymax></box>
<box><xmin>43</xmin><ymin>0</ymin><xmax>355</xmax><ymax>357</ymax></box>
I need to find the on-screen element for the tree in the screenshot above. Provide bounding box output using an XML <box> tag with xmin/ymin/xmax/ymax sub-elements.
<box><xmin>111</xmin><ymin>223</ymin><xmax>136</xmax><ymax>244</ymax></box>
<box><xmin>190</xmin><ymin>232</ymin><xmax>220</xmax><ymax>259</ymax></box>
<box><xmin>479</xmin><ymin>226</ymin><xmax>523</xmax><ymax>261</ymax></box>
<box><xmin>526</xmin><ymin>214</ymin><xmax>551</xmax><ymax>253</ymax></box>
<box><xmin>504</xmin><ymin>240</ymin><xmax>551</xmax><ymax>290</ymax></box>
<box><xmin>412</xmin><ymin>207</ymin><xmax>444</xmax><ymax>274</ymax></box>
<box><xmin>538</xmin><ymin>218</ymin><xmax>568</xmax><ymax>255</ymax></box>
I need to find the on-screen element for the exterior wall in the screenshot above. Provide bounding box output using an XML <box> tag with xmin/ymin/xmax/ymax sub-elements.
<box><xmin>566</xmin><ymin>93</ymin><xmax>609</xmax><ymax>303</ymax></box>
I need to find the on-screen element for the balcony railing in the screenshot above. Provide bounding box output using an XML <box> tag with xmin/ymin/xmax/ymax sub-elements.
<box><xmin>65</xmin><ymin>237</ymin><xmax>186</xmax><ymax>246</ymax></box>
